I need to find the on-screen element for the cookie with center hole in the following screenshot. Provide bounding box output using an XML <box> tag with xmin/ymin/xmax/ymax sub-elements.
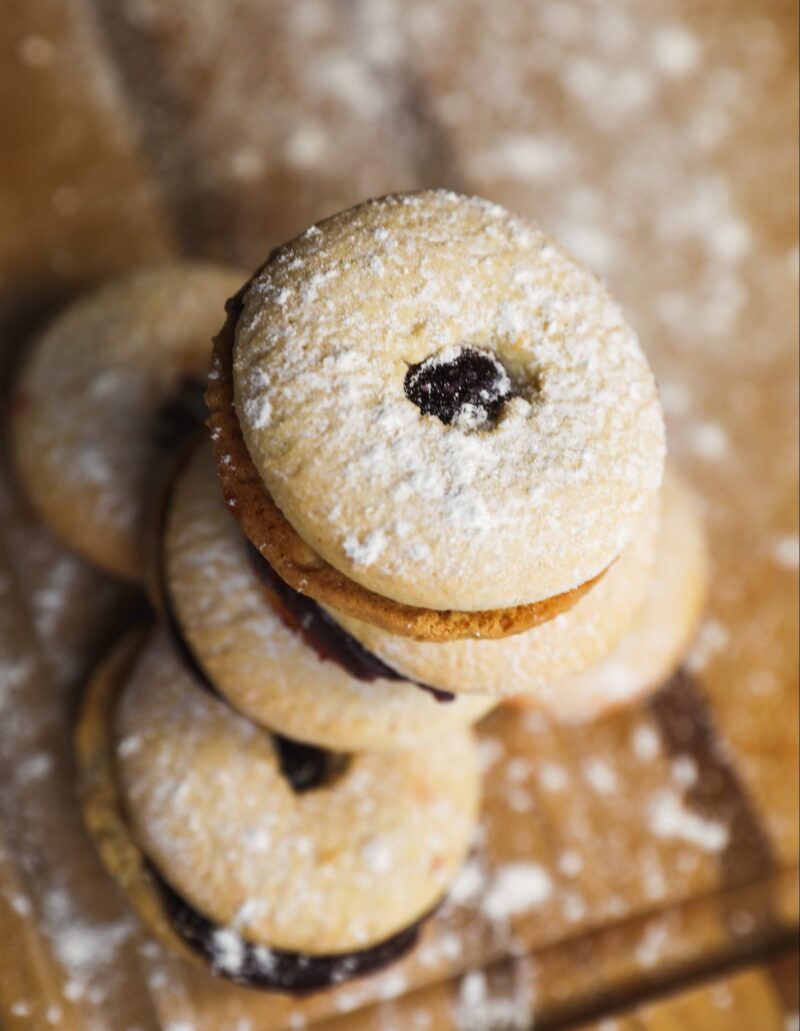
<box><xmin>207</xmin><ymin>190</ymin><xmax>664</xmax><ymax>640</ymax></box>
<box><xmin>75</xmin><ymin>628</ymin><xmax>480</xmax><ymax>990</ymax></box>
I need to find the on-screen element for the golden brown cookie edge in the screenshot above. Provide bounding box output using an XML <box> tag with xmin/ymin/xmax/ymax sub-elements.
<box><xmin>205</xmin><ymin>276</ymin><xmax>604</xmax><ymax>643</ymax></box>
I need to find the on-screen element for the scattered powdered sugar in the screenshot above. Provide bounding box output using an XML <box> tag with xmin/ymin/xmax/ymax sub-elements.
<box><xmin>42</xmin><ymin>886</ymin><xmax>134</xmax><ymax>998</ymax></box>
<box><xmin>635</xmin><ymin>921</ymin><xmax>670</xmax><ymax>969</ymax></box>
<box><xmin>770</xmin><ymin>535</ymin><xmax>800</xmax><ymax>570</ymax></box>
<box><xmin>361</xmin><ymin>836</ymin><xmax>394</xmax><ymax>874</ymax></box>
<box><xmin>482</xmin><ymin>863</ymin><xmax>553</xmax><ymax>921</ymax></box>
<box><xmin>447</xmin><ymin>858</ymin><xmax>486</xmax><ymax>905</ymax></box>
<box><xmin>478</xmin><ymin>737</ymin><xmax>505</xmax><ymax>772</ymax></box>
<box><xmin>646</xmin><ymin>790</ymin><xmax>729</xmax><ymax>852</ymax></box>
<box><xmin>211</xmin><ymin>927</ymin><xmax>246</xmax><ymax>974</ymax></box>
<box><xmin>466</xmin><ymin>133</ymin><xmax>573</xmax><ymax>183</ymax></box>
<box><xmin>651</xmin><ymin>25</ymin><xmax>702</xmax><ymax>78</ymax></box>
<box><xmin>631</xmin><ymin>723</ymin><xmax>661</xmax><ymax>761</ymax></box>
<box><xmin>582</xmin><ymin>757</ymin><xmax>618</xmax><ymax>795</ymax></box>
<box><xmin>670</xmin><ymin>755</ymin><xmax>699</xmax><ymax>789</ymax></box>
<box><xmin>454</xmin><ymin>968</ymin><xmax>535</xmax><ymax>1031</ymax></box>
<box><xmin>685</xmin><ymin>619</ymin><xmax>730</xmax><ymax>674</ymax></box>
<box><xmin>710</xmin><ymin>983</ymin><xmax>734</xmax><ymax>1009</ymax></box>
<box><xmin>242</xmin><ymin>395</ymin><xmax>272</xmax><ymax>430</ymax></box>
<box><xmin>557</xmin><ymin>850</ymin><xmax>583</xmax><ymax>878</ymax></box>
<box><xmin>537</xmin><ymin>762</ymin><xmax>569</xmax><ymax>792</ymax></box>
<box><xmin>561</xmin><ymin>891</ymin><xmax>587</xmax><ymax>924</ymax></box>
<box><xmin>16</xmin><ymin>751</ymin><xmax>53</xmax><ymax>783</ymax></box>
<box><xmin>377</xmin><ymin>968</ymin><xmax>408</xmax><ymax>1000</ymax></box>
<box><xmin>0</xmin><ymin>656</ymin><xmax>36</xmax><ymax>712</ymax></box>
<box><xmin>343</xmin><ymin>528</ymin><xmax>387</xmax><ymax>567</ymax></box>
<box><xmin>689</xmin><ymin>420</ymin><xmax>729</xmax><ymax>460</ymax></box>
<box><xmin>504</xmin><ymin>757</ymin><xmax>532</xmax><ymax>783</ymax></box>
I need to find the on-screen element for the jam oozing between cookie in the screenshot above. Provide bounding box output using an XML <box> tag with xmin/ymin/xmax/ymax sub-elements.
<box><xmin>404</xmin><ymin>346</ymin><xmax>511</xmax><ymax>426</ymax></box>
<box><xmin>151</xmin><ymin>374</ymin><xmax>207</xmax><ymax>451</ymax></box>
<box><xmin>152</xmin><ymin>865</ymin><xmax>425</xmax><ymax>993</ymax></box>
<box><xmin>245</xmin><ymin>542</ymin><xmax>455</xmax><ymax>702</ymax></box>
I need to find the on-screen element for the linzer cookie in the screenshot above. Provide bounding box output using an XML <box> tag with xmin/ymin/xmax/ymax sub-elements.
<box><xmin>76</xmin><ymin>629</ymin><xmax>480</xmax><ymax>991</ymax></box>
<box><xmin>160</xmin><ymin>442</ymin><xmax>497</xmax><ymax>751</ymax></box>
<box><xmin>206</xmin><ymin>190</ymin><xmax>665</xmax><ymax>640</ymax></box>
<box><xmin>10</xmin><ymin>262</ymin><xmax>243</xmax><ymax>581</ymax></box>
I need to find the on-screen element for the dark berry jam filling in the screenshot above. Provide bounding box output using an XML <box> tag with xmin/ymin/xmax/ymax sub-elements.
<box><xmin>245</xmin><ymin>543</ymin><xmax>455</xmax><ymax>703</ymax></box>
<box><xmin>152</xmin><ymin>374</ymin><xmax>208</xmax><ymax>452</ymax></box>
<box><xmin>152</xmin><ymin>866</ymin><xmax>424</xmax><ymax>993</ymax></box>
<box><xmin>404</xmin><ymin>347</ymin><xmax>511</xmax><ymax>426</ymax></box>
<box><xmin>161</xmin><ymin>592</ymin><xmax>351</xmax><ymax>795</ymax></box>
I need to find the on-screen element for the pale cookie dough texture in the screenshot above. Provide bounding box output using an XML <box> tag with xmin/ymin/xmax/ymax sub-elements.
<box><xmin>10</xmin><ymin>262</ymin><xmax>243</xmax><ymax>581</ymax></box>
<box><xmin>165</xmin><ymin>443</ymin><xmax>497</xmax><ymax>751</ymax></box>
<box><xmin>331</xmin><ymin>491</ymin><xmax>661</xmax><ymax>698</ymax></box>
<box><xmin>233</xmin><ymin>190</ymin><xmax>665</xmax><ymax>611</ymax></box>
<box><xmin>541</xmin><ymin>472</ymin><xmax>709</xmax><ymax>721</ymax></box>
<box><xmin>115</xmin><ymin>629</ymin><xmax>481</xmax><ymax>954</ymax></box>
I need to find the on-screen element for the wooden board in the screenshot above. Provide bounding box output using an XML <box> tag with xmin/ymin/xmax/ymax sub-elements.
<box><xmin>576</xmin><ymin>949</ymin><xmax>799</xmax><ymax>1030</ymax></box>
<box><xmin>0</xmin><ymin>0</ymin><xmax>797</xmax><ymax>1028</ymax></box>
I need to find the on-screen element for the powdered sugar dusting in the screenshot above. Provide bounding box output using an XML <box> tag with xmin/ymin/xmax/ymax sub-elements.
<box><xmin>115</xmin><ymin>630</ymin><xmax>480</xmax><ymax>954</ymax></box>
<box><xmin>646</xmin><ymin>790</ymin><xmax>729</xmax><ymax>852</ymax></box>
<box><xmin>343</xmin><ymin>529</ymin><xmax>387</xmax><ymax>568</ymax></box>
<box><xmin>454</xmin><ymin>967</ymin><xmax>535</xmax><ymax>1031</ymax></box>
<box><xmin>482</xmin><ymin>863</ymin><xmax>553</xmax><ymax>921</ymax></box>
<box><xmin>166</xmin><ymin>444</ymin><xmax>495</xmax><ymax>750</ymax></box>
<box><xmin>235</xmin><ymin>190</ymin><xmax>665</xmax><ymax>610</ymax></box>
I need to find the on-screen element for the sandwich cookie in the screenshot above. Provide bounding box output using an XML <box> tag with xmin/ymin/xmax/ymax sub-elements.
<box><xmin>528</xmin><ymin>472</ymin><xmax>709</xmax><ymax>721</ymax></box>
<box><xmin>10</xmin><ymin>262</ymin><xmax>243</xmax><ymax>581</ymax></box>
<box><xmin>207</xmin><ymin>190</ymin><xmax>665</xmax><ymax>641</ymax></box>
<box><xmin>76</xmin><ymin>629</ymin><xmax>481</xmax><ymax>991</ymax></box>
<box><xmin>327</xmin><ymin>492</ymin><xmax>661</xmax><ymax>698</ymax></box>
<box><xmin>160</xmin><ymin>442</ymin><xmax>497</xmax><ymax>752</ymax></box>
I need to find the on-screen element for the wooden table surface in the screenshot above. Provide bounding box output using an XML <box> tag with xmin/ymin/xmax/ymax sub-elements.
<box><xmin>0</xmin><ymin>1</ymin><xmax>797</xmax><ymax>1028</ymax></box>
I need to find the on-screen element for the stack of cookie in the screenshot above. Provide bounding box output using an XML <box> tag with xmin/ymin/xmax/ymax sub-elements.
<box><xmin>10</xmin><ymin>191</ymin><xmax>707</xmax><ymax>993</ymax></box>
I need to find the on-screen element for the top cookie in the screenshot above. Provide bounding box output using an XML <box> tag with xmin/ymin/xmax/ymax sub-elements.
<box><xmin>233</xmin><ymin>191</ymin><xmax>665</xmax><ymax>611</ymax></box>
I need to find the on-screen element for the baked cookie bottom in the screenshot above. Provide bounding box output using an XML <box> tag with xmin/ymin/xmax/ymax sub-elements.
<box><xmin>205</xmin><ymin>275</ymin><xmax>606</xmax><ymax>643</ymax></box>
<box><xmin>75</xmin><ymin>631</ymin><xmax>433</xmax><ymax>993</ymax></box>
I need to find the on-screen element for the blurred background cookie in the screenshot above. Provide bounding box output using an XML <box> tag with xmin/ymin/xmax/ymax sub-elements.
<box><xmin>9</xmin><ymin>262</ymin><xmax>242</xmax><ymax>581</ymax></box>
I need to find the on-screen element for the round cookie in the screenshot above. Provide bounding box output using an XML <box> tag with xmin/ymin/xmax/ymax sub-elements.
<box><xmin>76</xmin><ymin>631</ymin><xmax>450</xmax><ymax>992</ymax></box>
<box><xmin>528</xmin><ymin>472</ymin><xmax>708</xmax><ymax>721</ymax></box>
<box><xmin>163</xmin><ymin>442</ymin><xmax>497</xmax><ymax>751</ymax></box>
<box><xmin>111</xmin><ymin>628</ymin><xmax>479</xmax><ymax>957</ymax></box>
<box><xmin>208</xmin><ymin>308</ymin><xmax>602</xmax><ymax>641</ymax></box>
<box><xmin>329</xmin><ymin>491</ymin><xmax>661</xmax><ymax>697</ymax></box>
<box><xmin>210</xmin><ymin>190</ymin><xmax>664</xmax><ymax>624</ymax></box>
<box><xmin>10</xmin><ymin>262</ymin><xmax>243</xmax><ymax>581</ymax></box>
